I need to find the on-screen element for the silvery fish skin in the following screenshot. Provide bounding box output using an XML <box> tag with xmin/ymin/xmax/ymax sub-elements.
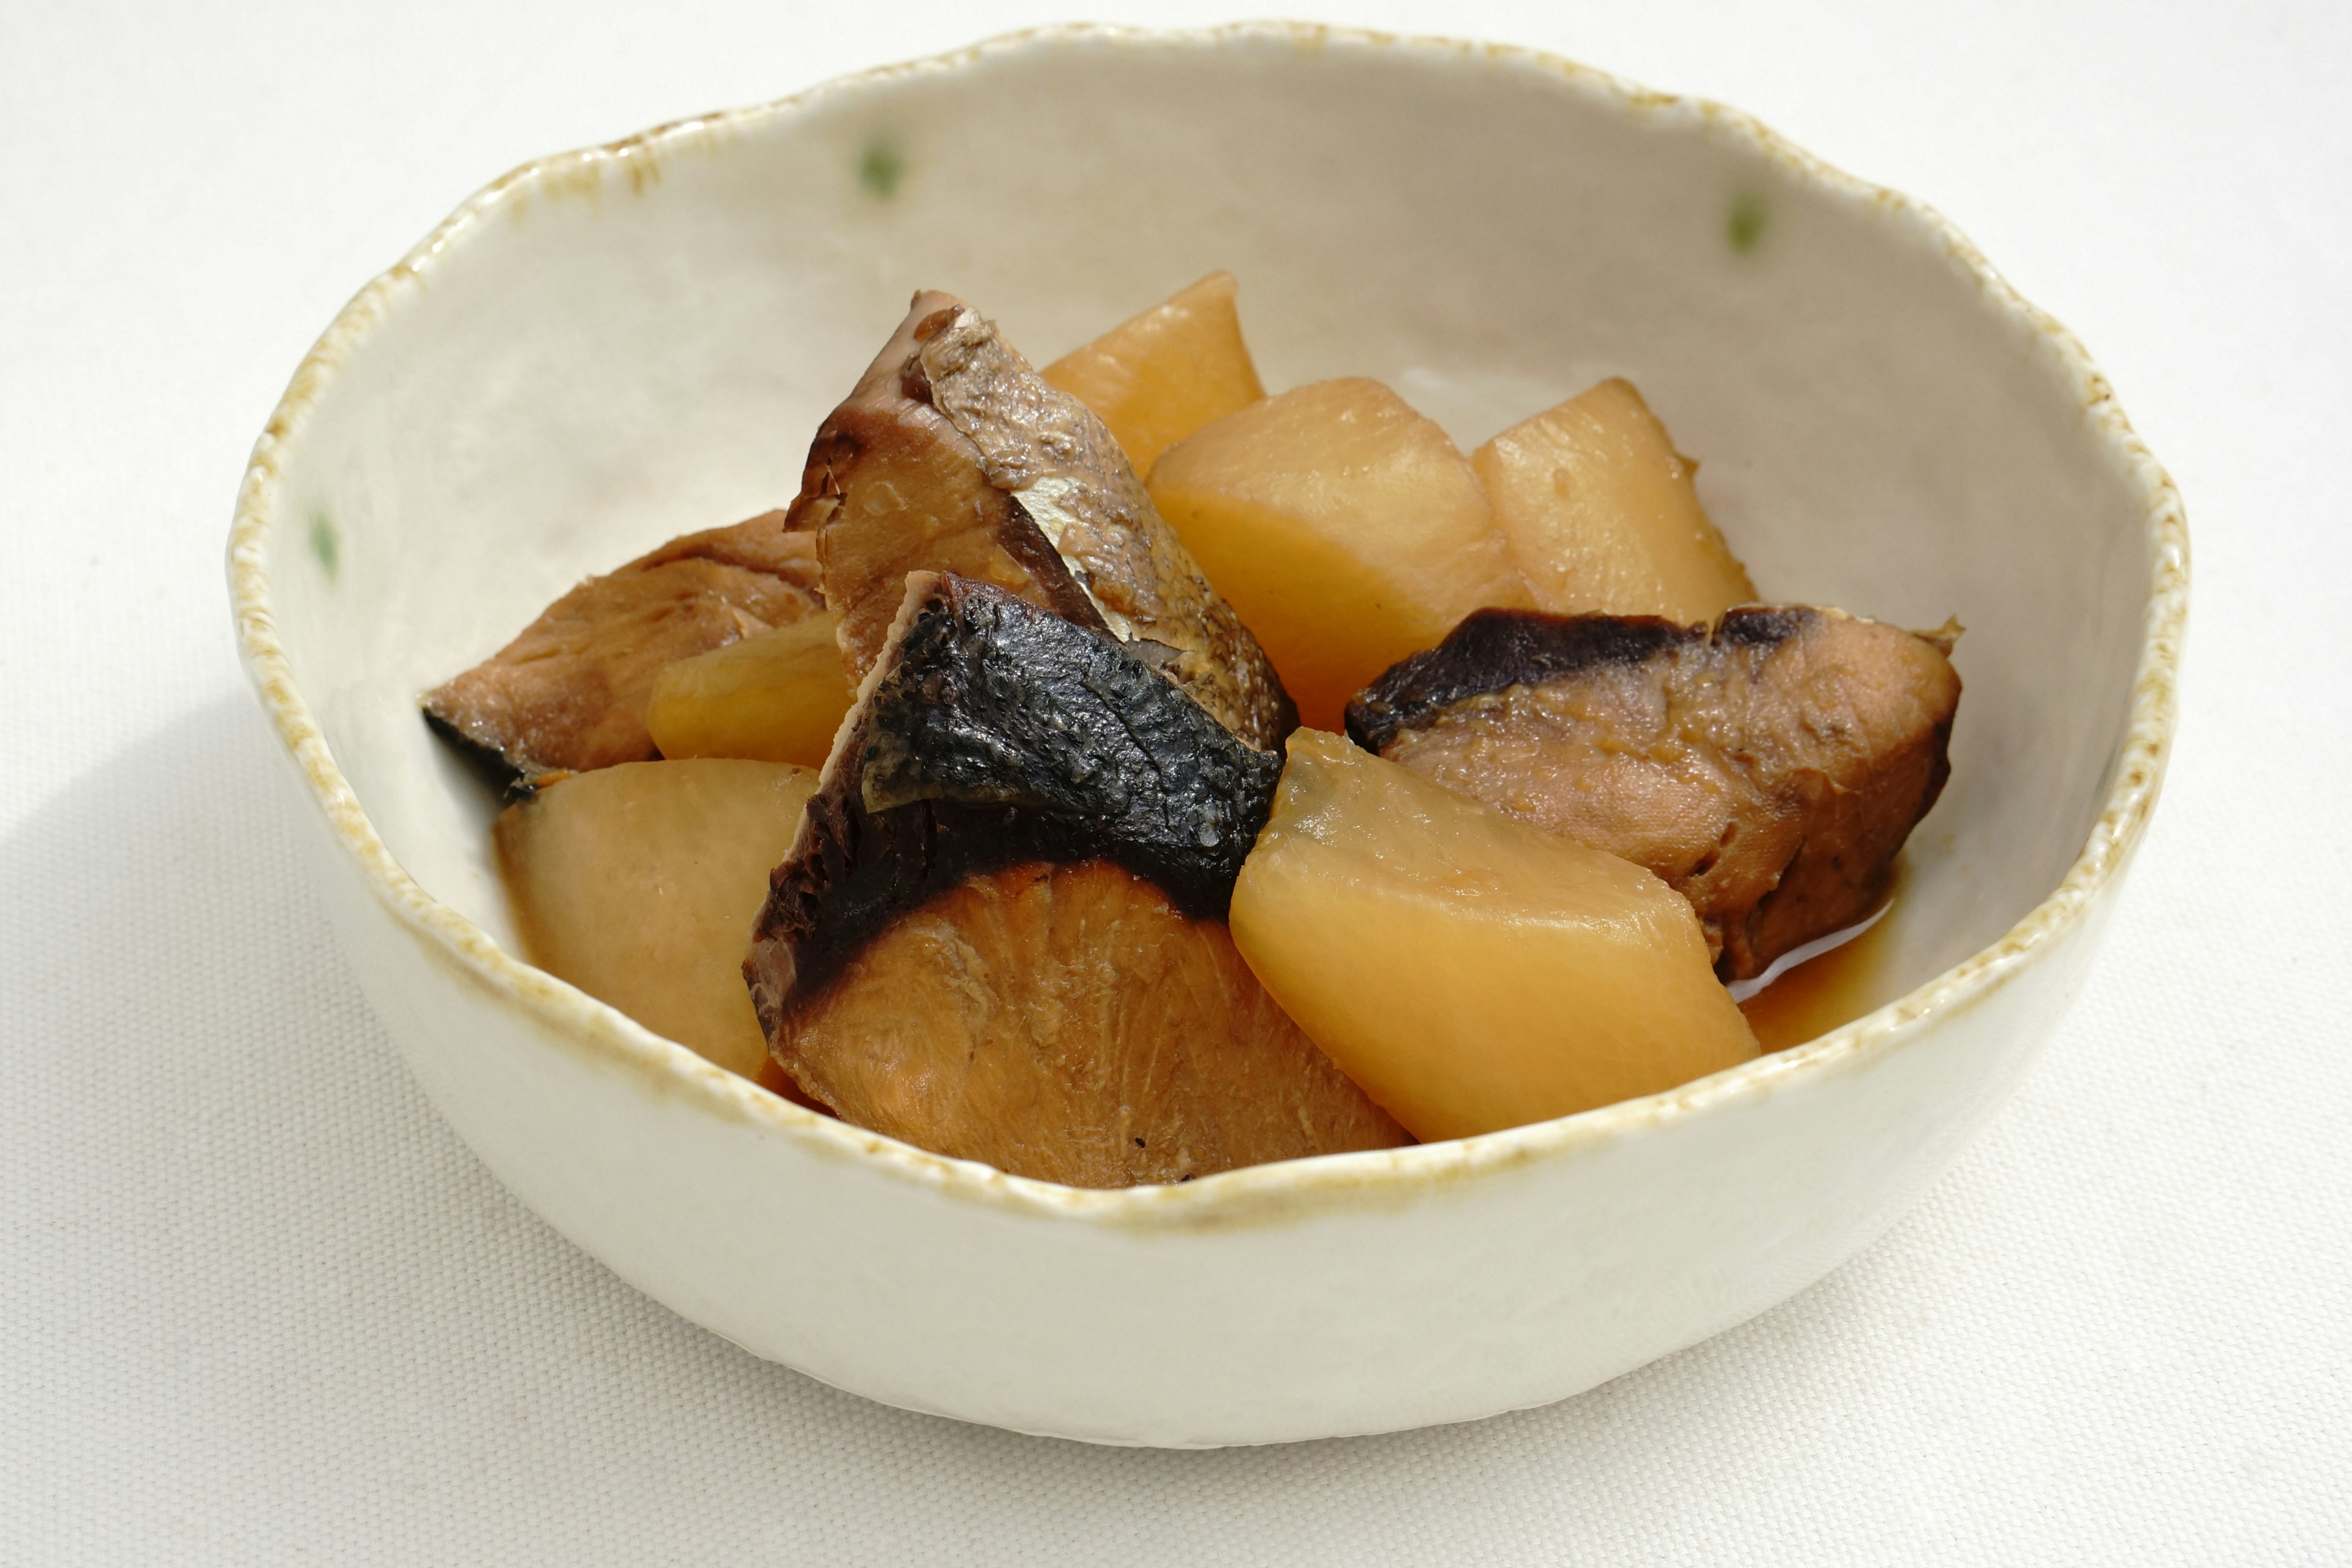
<box><xmin>785</xmin><ymin>291</ymin><xmax>1295</xmax><ymax>752</ymax></box>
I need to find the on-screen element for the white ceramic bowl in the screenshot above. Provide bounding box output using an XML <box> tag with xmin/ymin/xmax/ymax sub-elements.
<box><xmin>228</xmin><ymin>23</ymin><xmax>2186</xmax><ymax>1447</ymax></box>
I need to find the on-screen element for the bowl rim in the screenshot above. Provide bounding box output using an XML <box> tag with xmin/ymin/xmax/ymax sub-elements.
<box><xmin>227</xmin><ymin>20</ymin><xmax>2189</xmax><ymax>1232</ymax></box>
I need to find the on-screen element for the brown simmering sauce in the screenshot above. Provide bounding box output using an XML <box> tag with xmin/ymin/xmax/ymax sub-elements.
<box><xmin>1737</xmin><ymin>880</ymin><xmax>1902</xmax><ymax>1054</ymax></box>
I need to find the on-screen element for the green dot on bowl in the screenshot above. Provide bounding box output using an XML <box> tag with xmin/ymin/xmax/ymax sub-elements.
<box><xmin>307</xmin><ymin>510</ymin><xmax>339</xmax><ymax>581</ymax></box>
<box><xmin>1728</xmin><ymin>190</ymin><xmax>1769</xmax><ymax>255</ymax></box>
<box><xmin>858</xmin><ymin>138</ymin><xmax>905</xmax><ymax>199</ymax></box>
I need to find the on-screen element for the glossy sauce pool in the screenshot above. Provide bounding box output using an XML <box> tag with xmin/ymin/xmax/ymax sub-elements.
<box><xmin>1736</xmin><ymin>889</ymin><xmax>1902</xmax><ymax>1055</ymax></box>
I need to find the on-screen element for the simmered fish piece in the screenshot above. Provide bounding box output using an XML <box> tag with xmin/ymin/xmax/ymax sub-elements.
<box><xmin>785</xmin><ymin>291</ymin><xmax>1295</xmax><ymax>750</ymax></box>
<box><xmin>1346</xmin><ymin>607</ymin><xmax>1961</xmax><ymax>981</ymax></box>
<box><xmin>423</xmin><ymin>510</ymin><xmax>823</xmax><ymax>791</ymax></box>
<box><xmin>745</xmin><ymin>573</ymin><xmax>1405</xmax><ymax>1186</ymax></box>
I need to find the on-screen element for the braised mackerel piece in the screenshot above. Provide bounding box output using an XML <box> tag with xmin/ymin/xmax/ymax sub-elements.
<box><xmin>1348</xmin><ymin>607</ymin><xmax>1961</xmax><ymax>981</ymax></box>
<box><xmin>785</xmin><ymin>291</ymin><xmax>1295</xmax><ymax>750</ymax></box>
<box><xmin>423</xmin><ymin>510</ymin><xmax>823</xmax><ymax>792</ymax></box>
<box><xmin>747</xmin><ymin>573</ymin><xmax>1405</xmax><ymax>1187</ymax></box>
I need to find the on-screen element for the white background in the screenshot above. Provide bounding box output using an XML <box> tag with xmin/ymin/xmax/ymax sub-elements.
<box><xmin>3</xmin><ymin>1</ymin><xmax>2345</xmax><ymax>1561</ymax></box>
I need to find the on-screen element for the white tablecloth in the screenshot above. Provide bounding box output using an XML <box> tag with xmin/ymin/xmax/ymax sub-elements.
<box><xmin>5</xmin><ymin>1</ymin><xmax>2344</xmax><ymax>1560</ymax></box>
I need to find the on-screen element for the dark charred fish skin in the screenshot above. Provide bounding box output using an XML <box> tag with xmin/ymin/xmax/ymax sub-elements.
<box><xmin>744</xmin><ymin>571</ymin><xmax>1403</xmax><ymax>1186</ymax></box>
<box><xmin>1348</xmin><ymin>605</ymin><xmax>1961</xmax><ymax>982</ymax></box>
<box><xmin>1346</xmin><ymin>608</ymin><xmax>1711</xmax><ymax>753</ymax></box>
<box><xmin>786</xmin><ymin>291</ymin><xmax>1297</xmax><ymax>751</ymax></box>
<box><xmin>747</xmin><ymin>573</ymin><xmax>1283</xmax><ymax>1017</ymax></box>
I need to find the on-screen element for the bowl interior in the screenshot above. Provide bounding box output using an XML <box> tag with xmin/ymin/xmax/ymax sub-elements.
<box><xmin>264</xmin><ymin>31</ymin><xmax>2150</xmax><ymax>1050</ymax></box>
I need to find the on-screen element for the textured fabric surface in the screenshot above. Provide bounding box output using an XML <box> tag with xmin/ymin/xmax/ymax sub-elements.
<box><xmin>3</xmin><ymin>1</ymin><xmax>2345</xmax><ymax>1561</ymax></box>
